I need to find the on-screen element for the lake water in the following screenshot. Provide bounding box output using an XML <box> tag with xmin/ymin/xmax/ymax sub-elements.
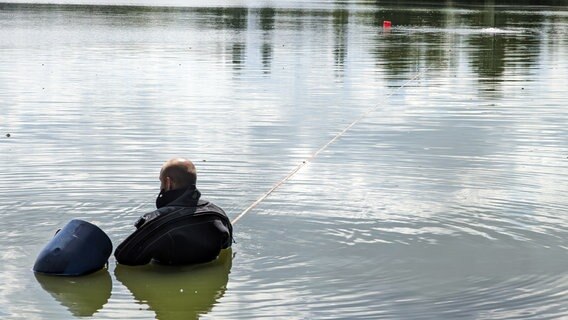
<box><xmin>1</xmin><ymin>0</ymin><xmax>567</xmax><ymax>319</ymax></box>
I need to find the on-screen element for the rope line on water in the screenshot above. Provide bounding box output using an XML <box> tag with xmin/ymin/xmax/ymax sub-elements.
<box><xmin>231</xmin><ymin>67</ymin><xmax>430</xmax><ymax>225</ymax></box>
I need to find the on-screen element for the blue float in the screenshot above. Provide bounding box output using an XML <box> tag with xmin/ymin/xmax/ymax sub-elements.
<box><xmin>33</xmin><ymin>219</ymin><xmax>112</xmax><ymax>276</ymax></box>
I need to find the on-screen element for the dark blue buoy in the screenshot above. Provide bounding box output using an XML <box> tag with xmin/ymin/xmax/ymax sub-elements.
<box><xmin>33</xmin><ymin>219</ymin><xmax>112</xmax><ymax>276</ymax></box>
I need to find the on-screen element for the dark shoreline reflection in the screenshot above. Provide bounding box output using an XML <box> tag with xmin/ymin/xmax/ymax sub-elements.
<box><xmin>259</xmin><ymin>7</ymin><xmax>275</xmax><ymax>73</ymax></box>
<box><xmin>34</xmin><ymin>269</ymin><xmax>112</xmax><ymax>317</ymax></box>
<box><xmin>0</xmin><ymin>1</ymin><xmax>555</xmax><ymax>88</ymax></box>
<box><xmin>375</xmin><ymin>0</ymin><xmax>568</xmax><ymax>7</ymax></box>
<box><xmin>115</xmin><ymin>249</ymin><xmax>233</xmax><ymax>320</ymax></box>
<box><xmin>333</xmin><ymin>8</ymin><xmax>349</xmax><ymax>77</ymax></box>
<box><xmin>368</xmin><ymin>0</ymin><xmax>546</xmax><ymax>95</ymax></box>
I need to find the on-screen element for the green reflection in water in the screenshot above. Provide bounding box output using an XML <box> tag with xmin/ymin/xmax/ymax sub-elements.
<box><xmin>34</xmin><ymin>250</ymin><xmax>232</xmax><ymax>319</ymax></box>
<box><xmin>366</xmin><ymin>0</ymin><xmax>557</xmax><ymax>95</ymax></box>
<box><xmin>333</xmin><ymin>8</ymin><xmax>349</xmax><ymax>73</ymax></box>
<box><xmin>115</xmin><ymin>249</ymin><xmax>233</xmax><ymax>320</ymax></box>
<box><xmin>2</xmin><ymin>1</ymin><xmax>560</xmax><ymax>87</ymax></box>
<box><xmin>260</xmin><ymin>7</ymin><xmax>275</xmax><ymax>72</ymax></box>
<box><xmin>34</xmin><ymin>269</ymin><xmax>112</xmax><ymax>317</ymax></box>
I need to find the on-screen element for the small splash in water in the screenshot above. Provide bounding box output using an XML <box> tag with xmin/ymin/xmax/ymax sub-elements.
<box><xmin>480</xmin><ymin>27</ymin><xmax>523</xmax><ymax>34</ymax></box>
<box><xmin>398</xmin><ymin>26</ymin><xmax>525</xmax><ymax>35</ymax></box>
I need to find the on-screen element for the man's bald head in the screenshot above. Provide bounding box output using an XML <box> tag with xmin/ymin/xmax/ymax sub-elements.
<box><xmin>159</xmin><ymin>158</ymin><xmax>197</xmax><ymax>191</ymax></box>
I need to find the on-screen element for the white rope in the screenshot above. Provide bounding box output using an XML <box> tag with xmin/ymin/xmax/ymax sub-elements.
<box><xmin>231</xmin><ymin>67</ymin><xmax>430</xmax><ymax>225</ymax></box>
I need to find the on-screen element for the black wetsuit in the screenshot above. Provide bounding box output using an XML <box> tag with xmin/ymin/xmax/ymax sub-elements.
<box><xmin>114</xmin><ymin>187</ymin><xmax>233</xmax><ymax>266</ymax></box>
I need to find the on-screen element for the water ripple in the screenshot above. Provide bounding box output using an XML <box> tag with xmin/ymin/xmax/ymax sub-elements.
<box><xmin>1</xmin><ymin>2</ymin><xmax>567</xmax><ymax>319</ymax></box>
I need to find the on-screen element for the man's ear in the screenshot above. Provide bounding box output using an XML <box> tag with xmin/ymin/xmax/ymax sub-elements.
<box><xmin>165</xmin><ymin>176</ymin><xmax>174</xmax><ymax>191</ymax></box>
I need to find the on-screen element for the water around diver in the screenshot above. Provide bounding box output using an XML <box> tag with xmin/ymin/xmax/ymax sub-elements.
<box><xmin>1</xmin><ymin>0</ymin><xmax>567</xmax><ymax>319</ymax></box>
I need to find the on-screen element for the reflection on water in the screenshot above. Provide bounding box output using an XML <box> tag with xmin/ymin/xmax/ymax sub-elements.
<box><xmin>1</xmin><ymin>0</ymin><xmax>567</xmax><ymax>319</ymax></box>
<box><xmin>34</xmin><ymin>250</ymin><xmax>232</xmax><ymax>319</ymax></box>
<box><xmin>35</xmin><ymin>269</ymin><xmax>112</xmax><ymax>317</ymax></box>
<box><xmin>115</xmin><ymin>249</ymin><xmax>232</xmax><ymax>320</ymax></box>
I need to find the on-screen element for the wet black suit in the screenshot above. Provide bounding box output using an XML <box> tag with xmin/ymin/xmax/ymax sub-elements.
<box><xmin>114</xmin><ymin>187</ymin><xmax>232</xmax><ymax>266</ymax></box>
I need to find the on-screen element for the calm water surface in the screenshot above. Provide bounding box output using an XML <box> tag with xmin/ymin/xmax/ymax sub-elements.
<box><xmin>1</xmin><ymin>0</ymin><xmax>567</xmax><ymax>319</ymax></box>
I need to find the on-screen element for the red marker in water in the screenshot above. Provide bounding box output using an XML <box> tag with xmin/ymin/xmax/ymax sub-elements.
<box><xmin>383</xmin><ymin>20</ymin><xmax>392</xmax><ymax>28</ymax></box>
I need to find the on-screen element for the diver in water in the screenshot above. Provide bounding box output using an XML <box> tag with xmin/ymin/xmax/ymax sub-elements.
<box><xmin>114</xmin><ymin>158</ymin><xmax>233</xmax><ymax>266</ymax></box>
